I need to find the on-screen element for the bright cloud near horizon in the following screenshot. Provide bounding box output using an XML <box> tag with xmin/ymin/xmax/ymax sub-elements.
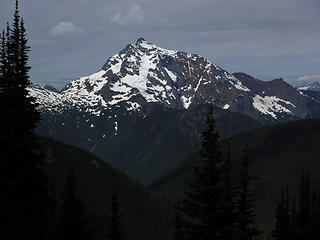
<box><xmin>0</xmin><ymin>0</ymin><xmax>319</xmax><ymax>89</ymax></box>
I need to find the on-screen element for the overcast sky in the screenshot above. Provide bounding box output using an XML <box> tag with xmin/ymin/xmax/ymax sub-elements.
<box><xmin>1</xmin><ymin>0</ymin><xmax>319</xmax><ymax>89</ymax></box>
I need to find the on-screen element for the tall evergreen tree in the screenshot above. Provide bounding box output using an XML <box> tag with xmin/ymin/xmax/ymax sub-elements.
<box><xmin>0</xmin><ymin>31</ymin><xmax>7</xmax><ymax>81</ymax></box>
<box><xmin>0</xmin><ymin>1</ymin><xmax>49</xmax><ymax>239</ymax></box>
<box><xmin>222</xmin><ymin>141</ymin><xmax>237</xmax><ymax>240</ymax></box>
<box><xmin>290</xmin><ymin>197</ymin><xmax>299</xmax><ymax>240</ymax></box>
<box><xmin>181</xmin><ymin>105</ymin><xmax>235</xmax><ymax>240</ymax></box>
<box><xmin>57</xmin><ymin>169</ymin><xmax>92</xmax><ymax>240</ymax></box>
<box><xmin>110</xmin><ymin>189</ymin><xmax>122</xmax><ymax>240</ymax></box>
<box><xmin>272</xmin><ymin>190</ymin><xmax>291</xmax><ymax>240</ymax></box>
<box><xmin>298</xmin><ymin>170</ymin><xmax>311</xmax><ymax>239</ymax></box>
<box><xmin>235</xmin><ymin>142</ymin><xmax>260</xmax><ymax>240</ymax></box>
<box><xmin>0</xmin><ymin>23</ymin><xmax>13</xmax><ymax>96</ymax></box>
<box><xmin>174</xmin><ymin>198</ymin><xmax>184</xmax><ymax>240</ymax></box>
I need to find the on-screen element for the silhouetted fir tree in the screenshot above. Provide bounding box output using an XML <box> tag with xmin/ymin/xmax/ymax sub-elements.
<box><xmin>0</xmin><ymin>23</ymin><xmax>13</xmax><ymax>95</ymax></box>
<box><xmin>235</xmin><ymin>142</ymin><xmax>260</xmax><ymax>240</ymax></box>
<box><xmin>266</xmin><ymin>231</ymin><xmax>271</xmax><ymax>240</ymax></box>
<box><xmin>0</xmin><ymin>1</ymin><xmax>49</xmax><ymax>239</ymax></box>
<box><xmin>110</xmin><ymin>189</ymin><xmax>122</xmax><ymax>240</ymax></box>
<box><xmin>57</xmin><ymin>169</ymin><xmax>92</xmax><ymax>240</ymax></box>
<box><xmin>47</xmin><ymin>177</ymin><xmax>58</xmax><ymax>240</ymax></box>
<box><xmin>272</xmin><ymin>190</ymin><xmax>291</xmax><ymax>240</ymax></box>
<box><xmin>290</xmin><ymin>197</ymin><xmax>299</xmax><ymax>240</ymax></box>
<box><xmin>174</xmin><ymin>198</ymin><xmax>184</xmax><ymax>240</ymax></box>
<box><xmin>308</xmin><ymin>188</ymin><xmax>319</xmax><ymax>239</ymax></box>
<box><xmin>298</xmin><ymin>170</ymin><xmax>311</xmax><ymax>240</ymax></box>
<box><xmin>316</xmin><ymin>191</ymin><xmax>320</xmax><ymax>239</ymax></box>
<box><xmin>222</xmin><ymin>141</ymin><xmax>237</xmax><ymax>240</ymax></box>
<box><xmin>0</xmin><ymin>31</ymin><xmax>7</xmax><ymax>80</ymax></box>
<box><xmin>272</xmin><ymin>171</ymin><xmax>320</xmax><ymax>240</ymax></box>
<box><xmin>181</xmin><ymin>105</ymin><xmax>235</xmax><ymax>240</ymax></box>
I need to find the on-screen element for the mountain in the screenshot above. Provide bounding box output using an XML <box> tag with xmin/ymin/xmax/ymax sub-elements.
<box><xmin>29</xmin><ymin>38</ymin><xmax>320</xmax><ymax>183</ymax></box>
<box><xmin>298</xmin><ymin>81</ymin><xmax>320</xmax><ymax>92</ymax></box>
<box><xmin>296</xmin><ymin>81</ymin><xmax>320</xmax><ymax>102</ymax></box>
<box><xmin>233</xmin><ymin>72</ymin><xmax>320</xmax><ymax>120</ymax></box>
<box><xmin>150</xmin><ymin>119</ymin><xmax>320</xmax><ymax>234</ymax></box>
<box><xmin>30</xmin><ymin>38</ymin><xmax>320</xmax><ymax>123</ymax></box>
<box><xmin>40</xmin><ymin>137</ymin><xmax>174</xmax><ymax>240</ymax></box>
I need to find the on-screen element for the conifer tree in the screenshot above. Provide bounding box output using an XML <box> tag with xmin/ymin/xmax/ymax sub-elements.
<box><xmin>174</xmin><ymin>199</ymin><xmax>184</xmax><ymax>240</ymax></box>
<box><xmin>272</xmin><ymin>189</ymin><xmax>291</xmax><ymax>240</ymax></box>
<box><xmin>181</xmin><ymin>105</ymin><xmax>235</xmax><ymax>240</ymax></box>
<box><xmin>57</xmin><ymin>169</ymin><xmax>92</xmax><ymax>240</ymax></box>
<box><xmin>235</xmin><ymin>142</ymin><xmax>260</xmax><ymax>240</ymax></box>
<box><xmin>309</xmin><ymin>188</ymin><xmax>319</xmax><ymax>239</ymax></box>
<box><xmin>290</xmin><ymin>197</ymin><xmax>299</xmax><ymax>240</ymax></box>
<box><xmin>0</xmin><ymin>1</ymin><xmax>49</xmax><ymax>239</ymax></box>
<box><xmin>0</xmin><ymin>31</ymin><xmax>7</xmax><ymax>81</ymax></box>
<box><xmin>222</xmin><ymin>141</ymin><xmax>237</xmax><ymax>240</ymax></box>
<box><xmin>298</xmin><ymin>170</ymin><xmax>311</xmax><ymax>239</ymax></box>
<box><xmin>110</xmin><ymin>189</ymin><xmax>122</xmax><ymax>240</ymax></box>
<box><xmin>272</xmin><ymin>171</ymin><xmax>320</xmax><ymax>240</ymax></box>
<box><xmin>0</xmin><ymin>23</ymin><xmax>13</xmax><ymax>96</ymax></box>
<box><xmin>315</xmin><ymin>191</ymin><xmax>320</xmax><ymax>239</ymax></box>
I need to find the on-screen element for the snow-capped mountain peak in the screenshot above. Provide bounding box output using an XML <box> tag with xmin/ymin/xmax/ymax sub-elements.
<box><xmin>29</xmin><ymin>38</ymin><xmax>320</xmax><ymax>122</ymax></box>
<box><xmin>45</xmin><ymin>38</ymin><xmax>250</xmax><ymax>114</ymax></box>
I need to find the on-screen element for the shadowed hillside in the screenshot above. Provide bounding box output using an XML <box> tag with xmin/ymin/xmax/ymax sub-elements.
<box><xmin>40</xmin><ymin>137</ymin><xmax>174</xmax><ymax>240</ymax></box>
<box><xmin>150</xmin><ymin>119</ymin><xmax>320</xmax><ymax>233</ymax></box>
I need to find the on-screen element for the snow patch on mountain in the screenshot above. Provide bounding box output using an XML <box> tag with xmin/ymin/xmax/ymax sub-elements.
<box><xmin>114</xmin><ymin>121</ymin><xmax>118</xmax><ymax>136</ymax></box>
<box><xmin>224</xmin><ymin>72</ymin><xmax>250</xmax><ymax>92</ymax></box>
<box><xmin>165</xmin><ymin>68</ymin><xmax>177</xmax><ymax>82</ymax></box>
<box><xmin>223</xmin><ymin>104</ymin><xmax>230</xmax><ymax>110</ymax></box>
<box><xmin>181</xmin><ymin>95</ymin><xmax>192</xmax><ymax>109</ymax></box>
<box><xmin>253</xmin><ymin>95</ymin><xmax>295</xmax><ymax>119</ymax></box>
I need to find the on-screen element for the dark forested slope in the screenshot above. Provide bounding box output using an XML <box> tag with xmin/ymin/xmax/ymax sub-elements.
<box><xmin>150</xmin><ymin>119</ymin><xmax>320</xmax><ymax>232</ymax></box>
<box><xmin>40</xmin><ymin>137</ymin><xmax>174</xmax><ymax>240</ymax></box>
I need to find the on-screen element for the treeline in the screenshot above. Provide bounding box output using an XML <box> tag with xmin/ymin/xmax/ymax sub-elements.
<box><xmin>273</xmin><ymin>171</ymin><xmax>320</xmax><ymax>240</ymax></box>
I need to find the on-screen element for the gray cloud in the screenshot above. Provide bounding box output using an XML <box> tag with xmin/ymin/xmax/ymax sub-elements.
<box><xmin>297</xmin><ymin>75</ymin><xmax>320</xmax><ymax>82</ymax></box>
<box><xmin>50</xmin><ymin>22</ymin><xmax>83</xmax><ymax>36</ymax></box>
<box><xmin>110</xmin><ymin>5</ymin><xmax>144</xmax><ymax>25</ymax></box>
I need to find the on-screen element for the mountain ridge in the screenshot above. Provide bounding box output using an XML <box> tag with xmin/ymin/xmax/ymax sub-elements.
<box><xmin>298</xmin><ymin>81</ymin><xmax>320</xmax><ymax>91</ymax></box>
<box><xmin>29</xmin><ymin>38</ymin><xmax>320</xmax><ymax>123</ymax></box>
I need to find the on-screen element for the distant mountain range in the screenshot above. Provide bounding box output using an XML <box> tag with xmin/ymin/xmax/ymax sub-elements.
<box><xmin>29</xmin><ymin>38</ymin><xmax>320</xmax><ymax>183</ymax></box>
<box><xmin>298</xmin><ymin>81</ymin><xmax>320</xmax><ymax>92</ymax></box>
